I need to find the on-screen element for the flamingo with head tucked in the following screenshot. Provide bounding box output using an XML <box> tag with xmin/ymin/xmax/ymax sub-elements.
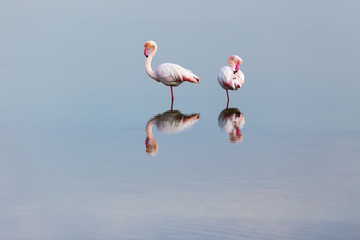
<box><xmin>217</xmin><ymin>55</ymin><xmax>244</xmax><ymax>108</ymax></box>
<box><xmin>144</xmin><ymin>41</ymin><xmax>200</xmax><ymax>106</ymax></box>
<box><xmin>218</xmin><ymin>108</ymin><xmax>245</xmax><ymax>143</ymax></box>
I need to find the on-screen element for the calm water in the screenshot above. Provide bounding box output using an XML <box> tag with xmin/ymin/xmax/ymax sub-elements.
<box><xmin>1</xmin><ymin>0</ymin><xmax>360</xmax><ymax>239</ymax></box>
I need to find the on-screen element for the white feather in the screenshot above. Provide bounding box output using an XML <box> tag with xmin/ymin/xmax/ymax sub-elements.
<box><xmin>217</xmin><ymin>66</ymin><xmax>244</xmax><ymax>90</ymax></box>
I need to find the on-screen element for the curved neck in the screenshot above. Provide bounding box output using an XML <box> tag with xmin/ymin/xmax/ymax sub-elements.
<box><xmin>228</xmin><ymin>55</ymin><xmax>236</xmax><ymax>68</ymax></box>
<box><xmin>146</xmin><ymin>119</ymin><xmax>155</xmax><ymax>139</ymax></box>
<box><xmin>145</xmin><ymin>119</ymin><xmax>158</xmax><ymax>154</ymax></box>
<box><xmin>145</xmin><ymin>45</ymin><xmax>158</xmax><ymax>80</ymax></box>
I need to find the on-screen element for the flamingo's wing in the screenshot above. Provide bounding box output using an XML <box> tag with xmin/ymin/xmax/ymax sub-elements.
<box><xmin>155</xmin><ymin>63</ymin><xmax>183</xmax><ymax>86</ymax></box>
<box><xmin>180</xmin><ymin>66</ymin><xmax>200</xmax><ymax>83</ymax></box>
<box><xmin>234</xmin><ymin>70</ymin><xmax>245</xmax><ymax>88</ymax></box>
<box><xmin>218</xmin><ymin>66</ymin><xmax>236</xmax><ymax>90</ymax></box>
<box><xmin>218</xmin><ymin>66</ymin><xmax>244</xmax><ymax>90</ymax></box>
<box><xmin>170</xmin><ymin>64</ymin><xmax>200</xmax><ymax>84</ymax></box>
<box><xmin>156</xmin><ymin>63</ymin><xmax>199</xmax><ymax>86</ymax></box>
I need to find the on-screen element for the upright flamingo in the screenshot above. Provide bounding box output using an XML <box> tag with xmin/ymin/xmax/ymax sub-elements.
<box><xmin>217</xmin><ymin>55</ymin><xmax>244</xmax><ymax>108</ymax></box>
<box><xmin>144</xmin><ymin>41</ymin><xmax>200</xmax><ymax>108</ymax></box>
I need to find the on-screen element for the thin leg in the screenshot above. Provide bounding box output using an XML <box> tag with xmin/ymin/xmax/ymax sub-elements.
<box><xmin>170</xmin><ymin>86</ymin><xmax>174</xmax><ymax>112</ymax></box>
<box><xmin>170</xmin><ymin>86</ymin><xmax>174</xmax><ymax>101</ymax></box>
<box><xmin>226</xmin><ymin>90</ymin><xmax>229</xmax><ymax>109</ymax></box>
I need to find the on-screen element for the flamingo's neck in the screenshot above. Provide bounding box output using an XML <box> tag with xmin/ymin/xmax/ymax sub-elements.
<box><xmin>228</xmin><ymin>55</ymin><xmax>236</xmax><ymax>68</ymax></box>
<box><xmin>228</xmin><ymin>55</ymin><xmax>242</xmax><ymax>71</ymax></box>
<box><xmin>145</xmin><ymin>119</ymin><xmax>159</xmax><ymax>155</ymax></box>
<box><xmin>145</xmin><ymin>45</ymin><xmax>158</xmax><ymax>80</ymax></box>
<box><xmin>146</xmin><ymin>119</ymin><xmax>155</xmax><ymax>139</ymax></box>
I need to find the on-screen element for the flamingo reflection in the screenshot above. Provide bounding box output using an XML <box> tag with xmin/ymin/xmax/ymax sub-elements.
<box><xmin>145</xmin><ymin>110</ymin><xmax>200</xmax><ymax>155</ymax></box>
<box><xmin>218</xmin><ymin>108</ymin><xmax>245</xmax><ymax>143</ymax></box>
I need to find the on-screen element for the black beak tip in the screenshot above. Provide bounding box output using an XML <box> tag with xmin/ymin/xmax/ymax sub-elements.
<box><xmin>233</xmin><ymin>70</ymin><xmax>238</xmax><ymax>74</ymax></box>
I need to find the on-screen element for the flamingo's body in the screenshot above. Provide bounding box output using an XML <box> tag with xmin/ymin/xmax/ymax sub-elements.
<box><xmin>152</xmin><ymin>63</ymin><xmax>198</xmax><ymax>87</ymax></box>
<box><xmin>217</xmin><ymin>66</ymin><xmax>244</xmax><ymax>90</ymax></box>
<box><xmin>144</xmin><ymin>41</ymin><xmax>200</xmax><ymax>102</ymax></box>
<box><xmin>217</xmin><ymin>55</ymin><xmax>244</xmax><ymax>107</ymax></box>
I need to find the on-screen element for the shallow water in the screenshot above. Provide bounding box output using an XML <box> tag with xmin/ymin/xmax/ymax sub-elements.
<box><xmin>1</xmin><ymin>0</ymin><xmax>360</xmax><ymax>239</ymax></box>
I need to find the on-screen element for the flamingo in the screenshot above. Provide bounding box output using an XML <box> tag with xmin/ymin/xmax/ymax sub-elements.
<box><xmin>144</xmin><ymin>40</ymin><xmax>200</xmax><ymax>107</ymax></box>
<box><xmin>145</xmin><ymin>110</ymin><xmax>200</xmax><ymax>155</ymax></box>
<box><xmin>217</xmin><ymin>55</ymin><xmax>245</xmax><ymax>108</ymax></box>
<box><xmin>218</xmin><ymin>108</ymin><xmax>245</xmax><ymax>143</ymax></box>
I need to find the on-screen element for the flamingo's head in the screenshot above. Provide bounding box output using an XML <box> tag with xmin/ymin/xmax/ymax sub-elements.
<box><xmin>145</xmin><ymin>137</ymin><xmax>159</xmax><ymax>156</ymax></box>
<box><xmin>234</xmin><ymin>57</ymin><xmax>242</xmax><ymax>73</ymax></box>
<box><xmin>144</xmin><ymin>40</ymin><xmax>157</xmax><ymax>58</ymax></box>
<box><xmin>229</xmin><ymin>55</ymin><xmax>242</xmax><ymax>73</ymax></box>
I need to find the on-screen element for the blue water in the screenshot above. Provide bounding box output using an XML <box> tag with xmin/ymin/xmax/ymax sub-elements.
<box><xmin>1</xmin><ymin>0</ymin><xmax>359</xmax><ymax>239</ymax></box>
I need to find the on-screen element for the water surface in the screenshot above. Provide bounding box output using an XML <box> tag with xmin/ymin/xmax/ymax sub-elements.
<box><xmin>0</xmin><ymin>0</ymin><xmax>360</xmax><ymax>239</ymax></box>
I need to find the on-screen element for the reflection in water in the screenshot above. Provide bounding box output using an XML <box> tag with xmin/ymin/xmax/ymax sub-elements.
<box><xmin>145</xmin><ymin>110</ymin><xmax>200</xmax><ymax>155</ymax></box>
<box><xmin>218</xmin><ymin>108</ymin><xmax>245</xmax><ymax>143</ymax></box>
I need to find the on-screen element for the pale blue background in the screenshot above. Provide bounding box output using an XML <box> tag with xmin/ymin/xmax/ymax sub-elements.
<box><xmin>0</xmin><ymin>1</ymin><xmax>359</xmax><ymax>239</ymax></box>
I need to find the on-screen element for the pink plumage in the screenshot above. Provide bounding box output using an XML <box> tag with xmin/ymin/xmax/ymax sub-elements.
<box><xmin>217</xmin><ymin>55</ymin><xmax>245</xmax><ymax>108</ymax></box>
<box><xmin>144</xmin><ymin>41</ymin><xmax>200</xmax><ymax>101</ymax></box>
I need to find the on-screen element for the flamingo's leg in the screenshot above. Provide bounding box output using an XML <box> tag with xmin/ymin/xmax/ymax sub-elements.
<box><xmin>226</xmin><ymin>90</ymin><xmax>229</xmax><ymax>109</ymax></box>
<box><xmin>170</xmin><ymin>86</ymin><xmax>174</xmax><ymax>112</ymax></box>
<box><xmin>170</xmin><ymin>86</ymin><xmax>174</xmax><ymax>101</ymax></box>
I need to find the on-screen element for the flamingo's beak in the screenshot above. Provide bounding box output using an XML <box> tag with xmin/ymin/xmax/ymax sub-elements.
<box><xmin>144</xmin><ymin>48</ymin><xmax>149</xmax><ymax>58</ymax></box>
<box><xmin>235</xmin><ymin>63</ymin><xmax>240</xmax><ymax>72</ymax></box>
